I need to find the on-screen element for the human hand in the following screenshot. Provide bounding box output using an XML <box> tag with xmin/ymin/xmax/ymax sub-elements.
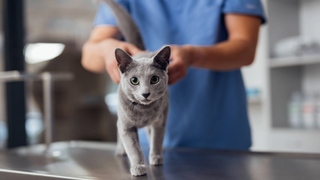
<box><xmin>103</xmin><ymin>39</ymin><xmax>143</xmax><ymax>83</ymax></box>
<box><xmin>168</xmin><ymin>45</ymin><xmax>194</xmax><ymax>85</ymax></box>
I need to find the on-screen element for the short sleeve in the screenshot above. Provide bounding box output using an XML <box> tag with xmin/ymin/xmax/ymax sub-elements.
<box><xmin>93</xmin><ymin>0</ymin><xmax>130</xmax><ymax>27</ymax></box>
<box><xmin>223</xmin><ymin>0</ymin><xmax>266</xmax><ymax>24</ymax></box>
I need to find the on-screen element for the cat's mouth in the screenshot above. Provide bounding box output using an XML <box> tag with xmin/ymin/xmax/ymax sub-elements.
<box><xmin>132</xmin><ymin>95</ymin><xmax>155</xmax><ymax>105</ymax></box>
<box><xmin>139</xmin><ymin>99</ymin><xmax>152</xmax><ymax>105</ymax></box>
<box><xmin>141</xmin><ymin>99</ymin><xmax>151</xmax><ymax>103</ymax></box>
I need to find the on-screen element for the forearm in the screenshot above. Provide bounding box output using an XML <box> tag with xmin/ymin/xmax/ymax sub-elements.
<box><xmin>187</xmin><ymin>39</ymin><xmax>257</xmax><ymax>71</ymax></box>
<box><xmin>81</xmin><ymin>26</ymin><xmax>120</xmax><ymax>73</ymax></box>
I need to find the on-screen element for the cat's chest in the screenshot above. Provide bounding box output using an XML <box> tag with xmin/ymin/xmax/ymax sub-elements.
<box><xmin>126</xmin><ymin>101</ymin><xmax>164</xmax><ymax>127</ymax></box>
<box><xmin>118</xmin><ymin>93</ymin><xmax>167</xmax><ymax>128</ymax></box>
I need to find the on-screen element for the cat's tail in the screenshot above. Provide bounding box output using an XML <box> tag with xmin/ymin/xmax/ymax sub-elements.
<box><xmin>99</xmin><ymin>0</ymin><xmax>146</xmax><ymax>50</ymax></box>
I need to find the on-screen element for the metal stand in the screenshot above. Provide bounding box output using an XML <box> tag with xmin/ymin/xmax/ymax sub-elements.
<box><xmin>0</xmin><ymin>71</ymin><xmax>73</xmax><ymax>150</ymax></box>
<box><xmin>42</xmin><ymin>73</ymin><xmax>53</xmax><ymax>151</ymax></box>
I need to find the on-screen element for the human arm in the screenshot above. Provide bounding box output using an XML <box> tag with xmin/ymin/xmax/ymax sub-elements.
<box><xmin>81</xmin><ymin>26</ymin><xmax>143</xmax><ymax>83</ymax></box>
<box><xmin>168</xmin><ymin>14</ymin><xmax>261</xmax><ymax>85</ymax></box>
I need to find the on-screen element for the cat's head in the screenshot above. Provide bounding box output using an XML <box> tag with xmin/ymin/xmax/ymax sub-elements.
<box><xmin>115</xmin><ymin>46</ymin><xmax>170</xmax><ymax>105</ymax></box>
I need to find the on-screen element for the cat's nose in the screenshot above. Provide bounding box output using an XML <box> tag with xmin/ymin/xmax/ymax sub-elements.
<box><xmin>142</xmin><ymin>93</ymin><xmax>150</xmax><ymax>98</ymax></box>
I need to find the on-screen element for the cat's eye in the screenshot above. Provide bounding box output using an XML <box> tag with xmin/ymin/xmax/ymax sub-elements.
<box><xmin>150</xmin><ymin>76</ymin><xmax>159</xmax><ymax>84</ymax></box>
<box><xmin>130</xmin><ymin>77</ymin><xmax>139</xmax><ymax>85</ymax></box>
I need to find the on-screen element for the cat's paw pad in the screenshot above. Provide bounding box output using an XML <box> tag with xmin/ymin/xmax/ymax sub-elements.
<box><xmin>149</xmin><ymin>155</ymin><xmax>163</xmax><ymax>166</ymax></box>
<box><xmin>130</xmin><ymin>164</ymin><xmax>147</xmax><ymax>176</ymax></box>
<box><xmin>115</xmin><ymin>148</ymin><xmax>127</xmax><ymax>156</ymax></box>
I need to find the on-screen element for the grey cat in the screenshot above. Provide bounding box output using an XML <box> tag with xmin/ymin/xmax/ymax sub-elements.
<box><xmin>98</xmin><ymin>0</ymin><xmax>170</xmax><ymax>176</ymax></box>
<box><xmin>115</xmin><ymin>46</ymin><xmax>170</xmax><ymax>176</ymax></box>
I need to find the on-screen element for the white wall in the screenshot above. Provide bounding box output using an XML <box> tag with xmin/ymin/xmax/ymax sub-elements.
<box><xmin>25</xmin><ymin>0</ymin><xmax>97</xmax><ymax>49</ymax></box>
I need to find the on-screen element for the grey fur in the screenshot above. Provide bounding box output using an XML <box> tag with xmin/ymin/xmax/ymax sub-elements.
<box><xmin>115</xmin><ymin>46</ymin><xmax>170</xmax><ymax>176</ymax></box>
<box><xmin>97</xmin><ymin>0</ymin><xmax>170</xmax><ymax>176</ymax></box>
<box><xmin>100</xmin><ymin>0</ymin><xmax>145</xmax><ymax>50</ymax></box>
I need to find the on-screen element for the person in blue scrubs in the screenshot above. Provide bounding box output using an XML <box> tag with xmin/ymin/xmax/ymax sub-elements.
<box><xmin>82</xmin><ymin>0</ymin><xmax>266</xmax><ymax>150</ymax></box>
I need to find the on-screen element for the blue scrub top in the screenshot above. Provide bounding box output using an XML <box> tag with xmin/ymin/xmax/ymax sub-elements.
<box><xmin>94</xmin><ymin>0</ymin><xmax>266</xmax><ymax>150</ymax></box>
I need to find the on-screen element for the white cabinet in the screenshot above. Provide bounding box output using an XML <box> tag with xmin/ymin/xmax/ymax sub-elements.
<box><xmin>243</xmin><ymin>0</ymin><xmax>320</xmax><ymax>153</ymax></box>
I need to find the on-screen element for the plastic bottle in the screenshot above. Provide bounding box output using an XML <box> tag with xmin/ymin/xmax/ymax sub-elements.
<box><xmin>25</xmin><ymin>112</ymin><xmax>43</xmax><ymax>145</ymax></box>
<box><xmin>302</xmin><ymin>93</ymin><xmax>316</xmax><ymax>129</ymax></box>
<box><xmin>288</xmin><ymin>92</ymin><xmax>303</xmax><ymax>128</ymax></box>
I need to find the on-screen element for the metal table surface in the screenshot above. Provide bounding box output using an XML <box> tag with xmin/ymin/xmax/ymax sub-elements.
<box><xmin>0</xmin><ymin>141</ymin><xmax>320</xmax><ymax>180</ymax></box>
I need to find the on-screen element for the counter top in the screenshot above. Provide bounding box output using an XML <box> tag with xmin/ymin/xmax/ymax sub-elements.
<box><xmin>0</xmin><ymin>141</ymin><xmax>320</xmax><ymax>180</ymax></box>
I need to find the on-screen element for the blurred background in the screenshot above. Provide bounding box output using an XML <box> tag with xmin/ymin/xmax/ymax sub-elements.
<box><xmin>0</xmin><ymin>0</ymin><xmax>118</xmax><ymax>149</ymax></box>
<box><xmin>0</xmin><ymin>0</ymin><xmax>320</xmax><ymax>153</ymax></box>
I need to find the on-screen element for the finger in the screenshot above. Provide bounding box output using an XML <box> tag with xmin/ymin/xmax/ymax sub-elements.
<box><xmin>112</xmin><ymin>66</ymin><xmax>121</xmax><ymax>84</ymax></box>
<box><xmin>167</xmin><ymin>66</ymin><xmax>178</xmax><ymax>76</ymax></box>
<box><xmin>109</xmin><ymin>69</ymin><xmax>120</xmax><ymax>84</ymax></box>
<box><xmin>106</xmin><ymin>62</ymin><xmax>120</xmax><ymax>84</ymax></box>
<box><xmin>168</xmin><ymin>60</ymin><xmax>181</xmax><ymax>74</ymax></box>
<box><xmin>169</xmin><ymin>52</ymin><xmax>175</xmax><ymax>60</ymax></box>
<box><xmin>108</xmin><ymin>69</ymin><xmax>116</xmax><ymax>83</ymax></box>
<box><xmin>168</xmin><ymin>72</ymin><xmax>181</xmax><ymax>85</ymax></box>
<box><xmin>106</xmin><ymin>66</ymin><xmax>116</xmax><ymax>83</ymax></box>
<box><xmin>169</xmin><ymin>66</ymin><xmax>187</xmax><ymax>85</ymax></box>
<box><xmin>168</xmin><ymin>68</ymin><xmax>181</xmax><ymax>85</ymax></box>
<box><xmin>168</xmin><ymin>64</ymin><xmax>178</xmax><ymax>74</ymax></box>
<box><xmin>169</xmin><ymin>45</ymin><xmax>178</xmax><ymax>59</ymax></box>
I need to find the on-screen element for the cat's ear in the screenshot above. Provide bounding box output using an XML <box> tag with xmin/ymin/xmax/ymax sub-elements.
<box><xmin>115</xmin><ymin>48</ymin><xmax>133</xmax><ymax>73</ymax></box>
<box><xmin>153</xmin><ymin>46</ymin><xmax>171</xmax><ymax>71</ymax></box>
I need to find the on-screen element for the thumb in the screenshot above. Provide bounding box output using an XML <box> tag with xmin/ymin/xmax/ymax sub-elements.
<box><xmin>168</xmin><ymin>53</ymin><xmax>179</xmax><ymax>72</ymax></box>
<box><xmin>168</xmin><ymin>60</ymin><xmax>179</xmax><ymax>73</ymax></box>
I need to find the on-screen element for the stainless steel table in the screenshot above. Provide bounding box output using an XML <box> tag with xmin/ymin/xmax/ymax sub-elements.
<box><xmin>0</xmin><ymin>141</ymin><xmax>320</xmax><ymax>180</ymax></box>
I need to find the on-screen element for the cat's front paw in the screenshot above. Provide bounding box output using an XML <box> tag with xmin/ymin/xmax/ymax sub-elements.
<box><xmin>130</xmin><ymin>164</ymin><xmax>147</xmax><ymax>176</ymax></box>
<box><xmin>149</xmin><ymin>155</ymin><xmax>163</xmax><ymax>166</ymax></box>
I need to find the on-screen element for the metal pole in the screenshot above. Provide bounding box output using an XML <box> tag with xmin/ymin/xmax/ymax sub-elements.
<box><xmin>42</xmin><ymin>72</ymin><xmax>53</xmax><ymax>151</ymax></box>
<box><xmin>0</xmin><ymin>71</ymin><xmax>73</xmax><ymax>150</ymax></box>
<box><xmin>3</xmin><ymin>0</ymin><xmax>27</xmax><ymax>148</ymax></box>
